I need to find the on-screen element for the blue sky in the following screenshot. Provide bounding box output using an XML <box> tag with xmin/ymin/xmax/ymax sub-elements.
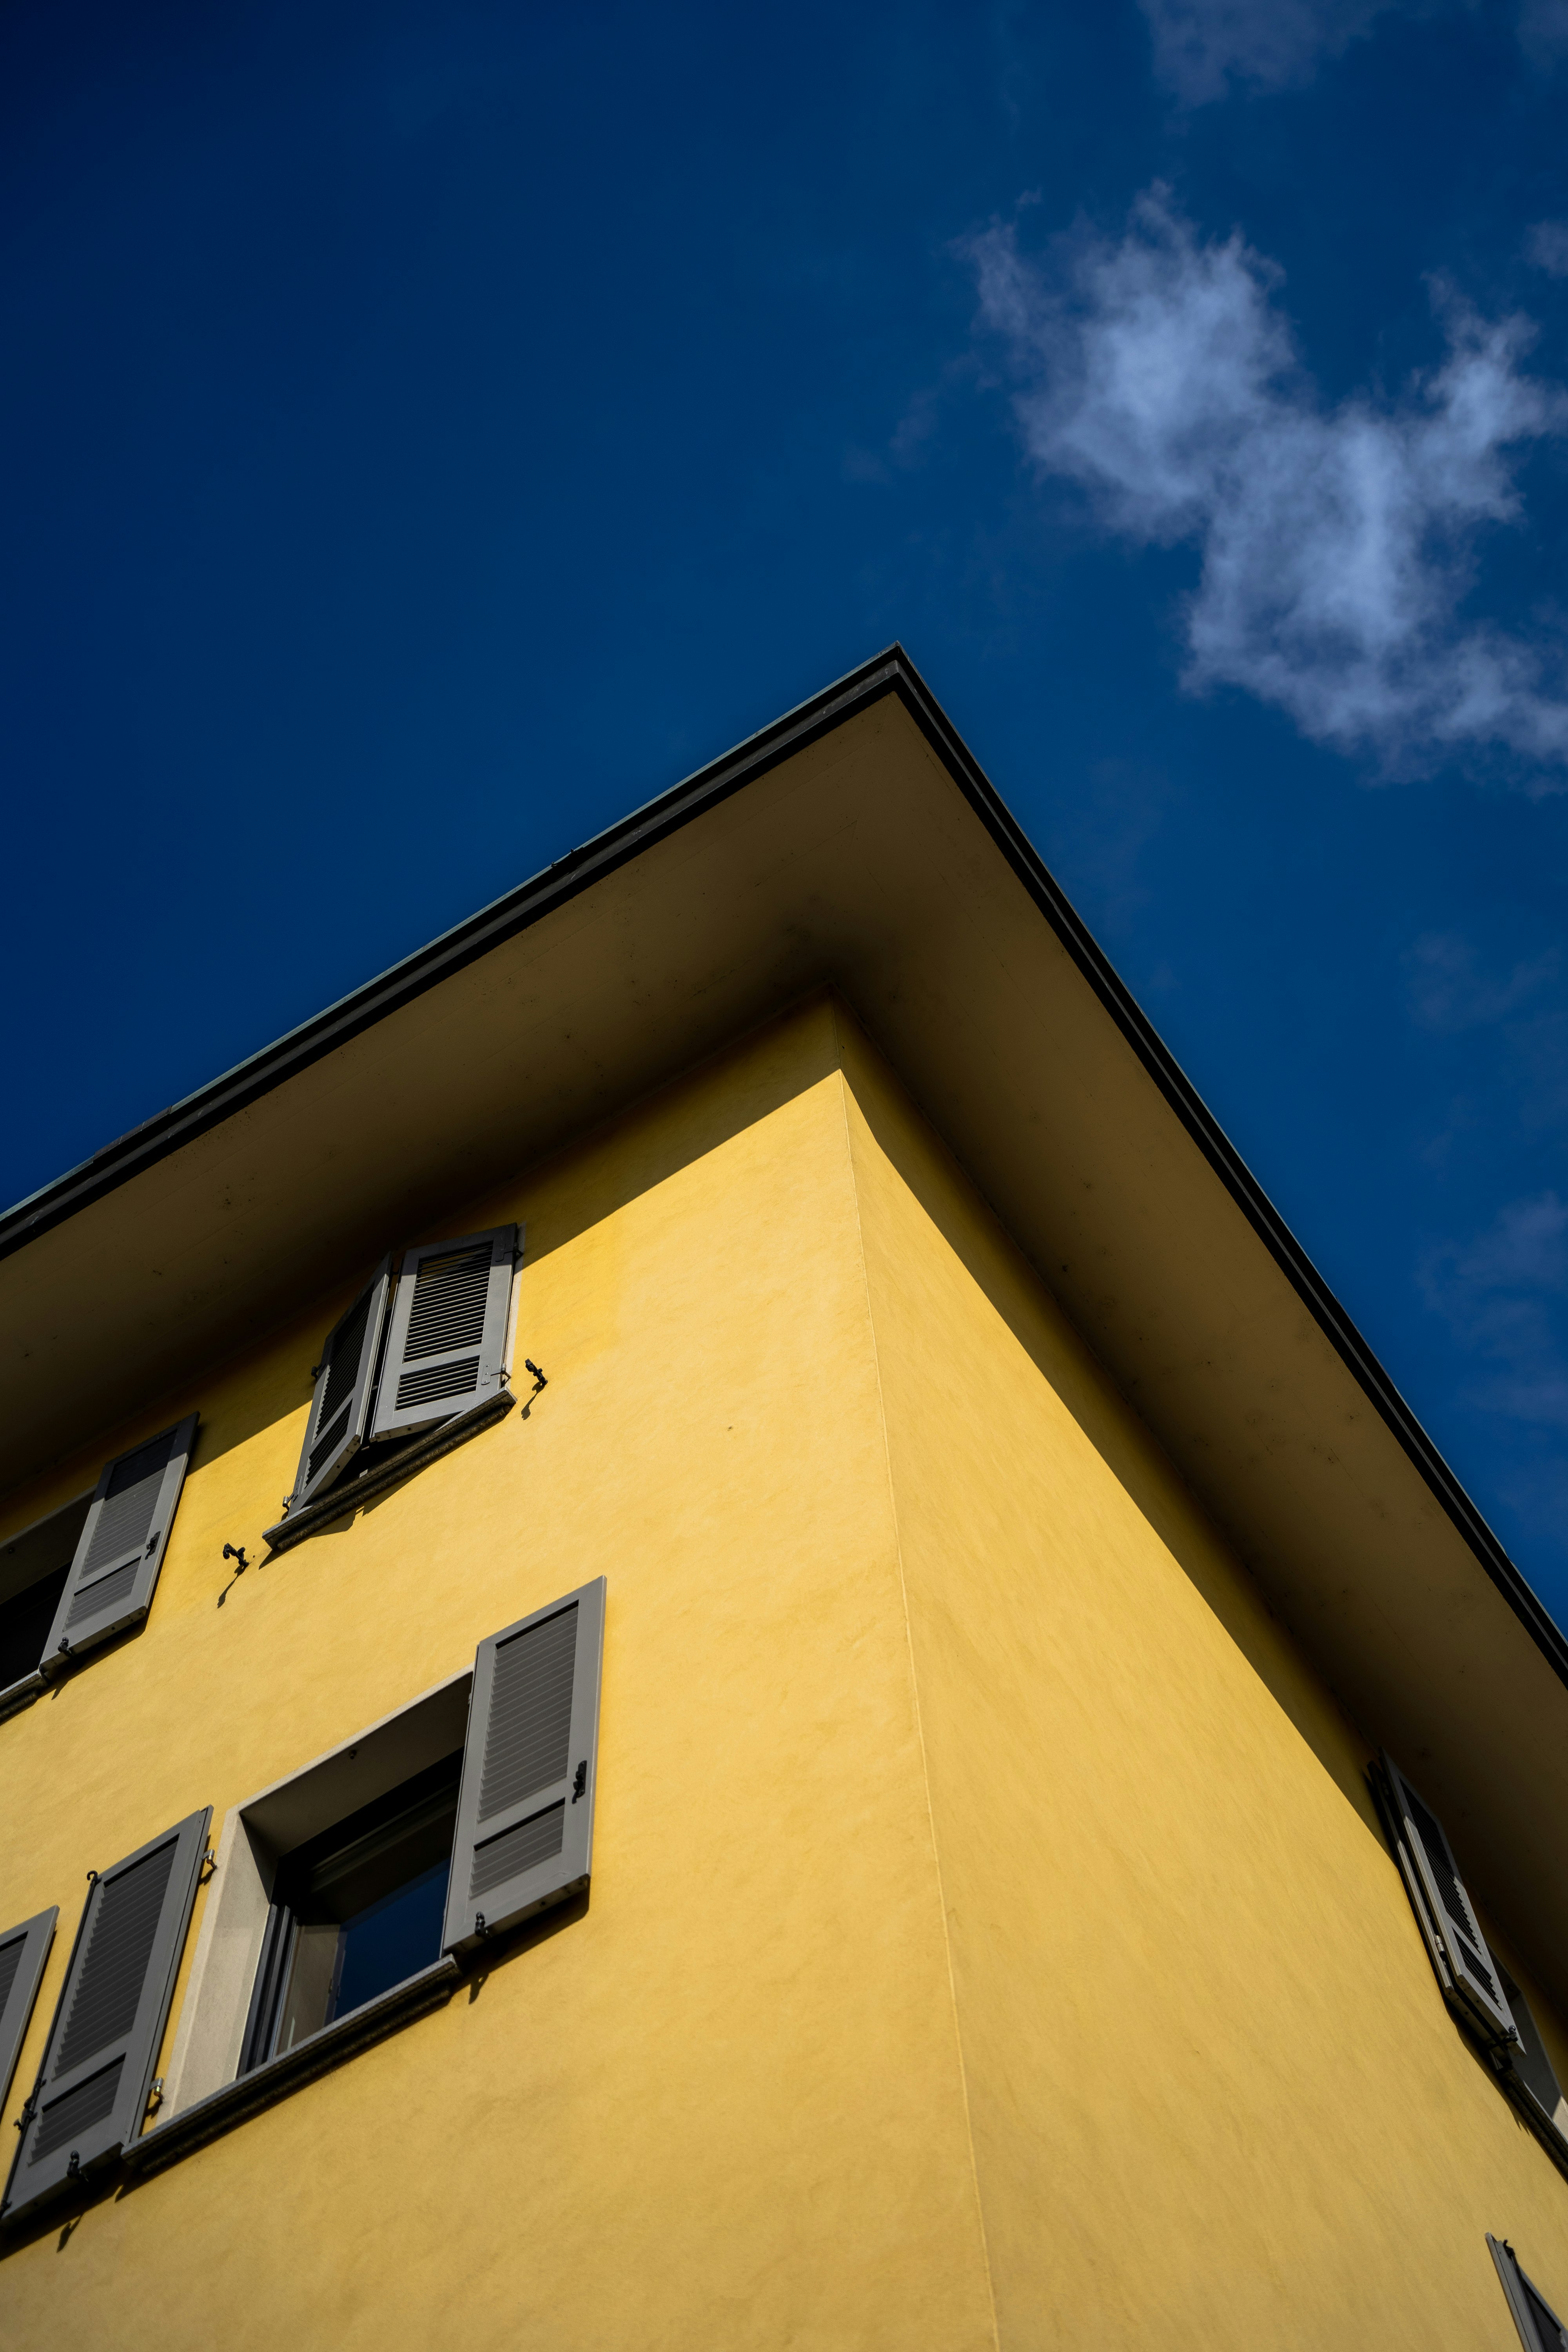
<box><xmin>5</xmin><ymin>1</ymin><xmax>1568</xmax><ymax>1612</ymax></box>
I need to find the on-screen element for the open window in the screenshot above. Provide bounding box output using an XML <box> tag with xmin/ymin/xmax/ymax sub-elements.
<box><xmin>0</xmin><ymin>1416</ymin><xmax>198</xmax><ymax>1715</ymax></box>
<box><xmin>1494</xmin><ymin>1959</ymin><xmax>1568</xmax><ymax>2151</ymax></box>
<box><xmin>278</xmin><ymin>1225</ymin><xmax>519</xmax><ymax>1527</ymax></box>
<box><xmin>0</xmin><ymin>1494</ymin><xmax>89</xmax><ymax>1710</ymax></box>
<box><xmin>150</xmin><ymin>1580</ymin><xmax>603</xmax><ymax>2161</ymax></box>
<box><xmin>1376</xmin><ymin>1752</ymin><xmax>1517</xmax><ymax>2045</ymax></box>
<box><xmin>1490</xmin><ymin>2236</ymin><xmax>1568</xmax><ymax>2351</ymax></box>
<box><xmin>240</xmin><ymin>1749</ymin><xmax>462</xmax><ymax>2071</ymax></box>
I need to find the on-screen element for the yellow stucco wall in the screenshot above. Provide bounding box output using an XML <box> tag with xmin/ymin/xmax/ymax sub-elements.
<box><xmin>0</xmin><ymin>992</ymin><xmax>1564</xmax><ymax>2347</ymax></box>
<box><xmin>837</xmin><ymin>1006</ymin><xmax>1568</xmax><ymax>2348</ymax></box>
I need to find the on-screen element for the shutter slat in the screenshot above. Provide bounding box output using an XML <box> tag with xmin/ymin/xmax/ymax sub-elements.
<box><xmin>1383</xmin><ymin>1753</ymin><xmax>1516</xmax><ymax>2043</ymax></box>
<box><xmin>41</xmin><ymin>1415</ymin><xmax>198</xmax><ymax>1666</ymax></box>
<box><xmin>443</xmin><ymin>1577</ymin><xmax>604</xmax><ymax>1955</ymax></box>
<box><xmin>288</xmin><ymin>1259</ymin><xmax>393</xmax><ymax>1510</ymax></box>
<box><xmin>0</xmin><ymin>1908</ymin><xmax>57</xmax><ymax>2123</ymax></box>
<box><xmin>372</xmin><ymin>1225</ymin><xmax>518</xmax><ymax>1442</ymax></box>
<box><xmin>1</xmin><ymin>1811</ymin><xmax>208</xmax><ymax>2225</ymax></box>
<box><xmin>1490</xmin><ymin>2234</ymin><xmax>1568</xmax><ymax>2352</ymax></box>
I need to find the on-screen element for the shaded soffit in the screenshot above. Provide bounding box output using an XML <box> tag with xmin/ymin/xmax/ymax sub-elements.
<box><xmin>4</xmin><ymin>647</ymin><xmax>1566</xmax><ymax>1996</ymax></box>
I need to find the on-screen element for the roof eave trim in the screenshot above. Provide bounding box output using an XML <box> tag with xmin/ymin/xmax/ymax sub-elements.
<box><xmin>3</xmin><ymin>641</ymin><xmax>1560</xmax><ymax>1692</ymax></box>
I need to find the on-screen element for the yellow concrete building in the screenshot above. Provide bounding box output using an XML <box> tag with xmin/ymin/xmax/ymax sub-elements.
<box><xmin>2</xmin><ymin>649</ymin><xmax>1568</xmax><ymax>2348</ymax></box>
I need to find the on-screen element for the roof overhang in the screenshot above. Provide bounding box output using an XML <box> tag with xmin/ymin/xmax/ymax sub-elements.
<box><xmin>4</xmin><ymin>648</ymin><xmax>1565</xmax><ymax>1994</ymax></box>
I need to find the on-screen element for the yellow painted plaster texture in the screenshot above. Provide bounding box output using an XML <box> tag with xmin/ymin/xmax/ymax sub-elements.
<box><xmin>837</xmin><ymin>1006</ymin><xmax>1568</xmax><ymax>2348</ymax></box>
<box><xmin>0</xmin><ymin>1002</ymin><xmax>993</xmax><ymax>2352</ymax></box>
<box><xmin>3</xmin><ymin>995</ymin><xmax>1567</xmax><ymax>2348</ymax></box>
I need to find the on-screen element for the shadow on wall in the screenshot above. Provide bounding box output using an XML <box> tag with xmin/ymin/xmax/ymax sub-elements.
<box><xmin>833</xmin><ymin>1000</ymin><xmax>1385</xmax><ymax>1845</ymax></box>
<box><xmin>4</xmin><ymin>994</ymin><xmax>849</xmax><ymax>1533</ymax></box>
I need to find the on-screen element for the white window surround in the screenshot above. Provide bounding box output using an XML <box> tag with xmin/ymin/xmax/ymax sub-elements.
<box><xmin>162</xmin><ymin>1668</ymin><xmax>472</xmax><ymax>2119</ymax></box>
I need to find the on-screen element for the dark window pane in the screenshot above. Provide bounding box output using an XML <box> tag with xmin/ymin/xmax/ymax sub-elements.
<box><xmin>0</xmin><ymin>1564</ymin><xmax>69</xmax><ymax>1688</ymax></box>
<box><xmin>332</xmin><ymin>1857</ymin><xmax>451</xmax><ymax>2020</ymax></box>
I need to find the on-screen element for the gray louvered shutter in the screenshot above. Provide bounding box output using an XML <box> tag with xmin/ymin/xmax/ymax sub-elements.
<box><xmin>42</xmin><ymin>1415</ymin><xmax>199</xmax><ymax>1666</ymax></box>
<box><xmin>443</xmin><ymin>1577</ymin><xmax>604</xmax><ymax>1955</ymax></box>
<box><xmin>1497</xmin><ymin>1963</ymin><xmax>1568</xmax><ymax>2140</ymax></box>
<box><xmin>0</xmin><ymin>1908</ymin><xmax>56</xmax><ymax>2119</ymax></box>
<box><xmin>1383</xmin><ymin>1753</ymin><xmax>1516</xmax><ymax>2042</ymax></box>
<box><xmin>1</xmin><ymin>1810</ymin><xmax>208</xmax><ymax>2225</ymax></box>
<box><xmin>1490</xmin><ymin>2235</ymin><xmax>1568</xmax><ymax>2352</ymax></box>
<box><xmin>371</xmin><ymin>1224</ymin><xmax>517</xmax><ymax>1441</ymax></box>
<box><xmin>287</xmin><ymin>1257</ymin><xmax>394</xmax><ymax>1508</ymax></box>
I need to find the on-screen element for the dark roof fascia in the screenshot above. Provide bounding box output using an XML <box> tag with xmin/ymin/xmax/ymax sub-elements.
<box><xmin>887</xmin><ymin>668</ymin><xmax>1568</xmax><ymax>1694</ymax></box>
<box><xmin>3</xmin><ymin>643</ymin><xmax>1561</xmax><ymax>1693</ymax></box>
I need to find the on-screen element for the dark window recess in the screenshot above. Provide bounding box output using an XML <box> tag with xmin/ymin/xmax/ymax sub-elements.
<box><xmin>0</xmin><ymin>1566</ymin><xmax>70</xmax><ymax>1689</ymax></box>
<box><xmin>240</xmin><ymin>1754</ymin><xmax>462</xmax><ymax>2073</ymax></box>
<box><xmin>0</xmin><ymin>1494</ymin><xmax>91</xmax><ymax>1690</ymax></box>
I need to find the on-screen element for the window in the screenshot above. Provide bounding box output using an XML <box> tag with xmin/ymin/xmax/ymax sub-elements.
<box><xmin>0</xmin><ymin>1906</ymin><xmax>58</xmax><ymax>2122</ymax></box>
<box><xmin>1496</xmin><ymin>1962</ymin><xmax>1568</xmax><ymax>2144</ymax></box>
<box><xmin>0</xmin><ymin>1413</ymin><xmax>198</xmax><ymax>1708</ymax></box>
<box><xmin>1490</xmin><ymin>2235</ymin><xmax>1568</xmax><ymax>2351</ymax></box>
<box><xmin>240</xmin><ymin>1751</ymin><xmax>463</xmax><ymax>2071</ymax></box>
<box><xmin>1375</xmin><ymin>1752</ymin><xmax>1568</xmax><ymax>2163</ymax></box>
<box><xmin>1</xmin><ymin>1810</ymin><xmax>210</xmax><ymax>2228</ymax></box>
<box><xmin>0</xmin><ymin>1494</ymin><xmax>89</xmax><ymax>1699</ymax></box>
<box><xmin>281</xmin><ymin>1225</ymin><xmax>519</xmax><ymax>1519</ymax></box>
<box><xmin>146</xmin><ymin>1579</ymin><xmax>604</xmax><ymax>2166</ymax></box>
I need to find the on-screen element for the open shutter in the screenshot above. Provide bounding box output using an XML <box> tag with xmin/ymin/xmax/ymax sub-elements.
<box><xmin>443</xmin><ymin>1577</ymin><xmax>604</xmax><ymax>1956</ymax></box>
<box><xmin>42</xmin><ymin>1415</ymin><xmax>198</xmax><ymax>1666</ymax></box>
<box><xmin>287</xmin><ymin>1258</ymin><xmax>393</xmax><ymax>1509</ymax></box>
<box><xmin>1490</xmin><ymin>2237</ymin><xmax>1568</xmax><ymax>2352</ymax></box>
<box><xmin>1</xmin><ymin>1810</ymin><xmax>207</xmax><ymax>2224</ymax></box>
<box><xmin>371</xmin><ymin>1225</ymin><xmax>517</xmax><ymax>1441</ymax></box>
<box><xmin>1383</xmin><ymin>1753</ymin><xmax>1516</xmax><ymax>2042</ymax></box>
<box><xmin>0</xmin><ymin>1908</ymin><xmax>56</xmax><ymax>2118</ymax></box>
<box><xmin>1496</xmin><ymin>1964</ymin><xmax>1568</xmax><ymax>2141</ymax></box>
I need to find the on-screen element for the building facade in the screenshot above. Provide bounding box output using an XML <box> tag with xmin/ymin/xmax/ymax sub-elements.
<box><xmin>2</xmin><ymin>651</ymin><xmax>1568</xmax><ymax>2348</ymax></box>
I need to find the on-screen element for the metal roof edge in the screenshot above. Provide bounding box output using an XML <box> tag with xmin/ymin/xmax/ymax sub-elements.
<box><xmin>4</xmin><ymin>641</ymin><xmax>1560</xmax><ymax>1688</ymax></box>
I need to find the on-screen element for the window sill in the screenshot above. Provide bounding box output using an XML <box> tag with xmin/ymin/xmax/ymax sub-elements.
<box><xmin>261</xmin><ymin>1386</ymin><xmax>516</xmax><ymax>1555</ymax></box>
<box><xmin>0</xmin><ymin>1671</ymin><xmax>44</xmax><ymax>1724</ymax></box>
<box><xmin>122</xmin><ymin>1955</ymin><xmax>461</xmax><ymax>2178</ymax></box>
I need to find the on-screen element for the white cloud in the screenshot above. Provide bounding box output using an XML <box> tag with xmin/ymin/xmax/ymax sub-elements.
<box><xmin>967</xmin><ymin>190</ymin><xmax>1568</xmax><ymax>771</ymax></box>
<box><xmin>1136</xmin><ymin>0</ymin><xmax>1398</xmax><ymax>102</ymax></box>
<box><xmin>1423</xmin><ymin>1192</ymin><xmax>1568</xmax><ymax>1427</ymax></box>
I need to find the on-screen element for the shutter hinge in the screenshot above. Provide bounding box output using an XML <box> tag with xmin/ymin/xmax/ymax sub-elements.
<box><xmin>198</xmin><ymin>1848</ymin><xmax>217</xmax><ymax>1884</ymax></box>
<box><xmin>572</xmin><ymin>1762</ymin><xmax>587</xmax><ymax>1802</ymax></box>
<box><xmin>65</xmin><ymin>2151</ymin><xmax>82</xmax><ymax>2182</ymax></box>
<box><xmin>146</xmin><ymin>2078</ymin><xmax>164</xmax><ymax>2116</ymax></box>
<box><xmin>13</xmin><ymin>2092</ymin><xmax>35</xmax><ymax>2134</ymax></box>
<box><xmin>473</xmin><ymin>1912</ymin><xmax>489</xmax><ymax>1940</ymax></box>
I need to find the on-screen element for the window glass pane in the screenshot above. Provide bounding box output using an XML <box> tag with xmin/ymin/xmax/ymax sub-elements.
<box><xmin>255</xmin><ymin>1751</ymin><xmax>461</xmax><ymax>2059</ymax></box>
<box><xmin>334</xmin><ymin>1857</ymin><xmax>450</xmax><ymax>2018</ymax></box>
<box><xmin>274</xmin><ymin>1923</ymin><xmax>341</xmax><ymax>2056</ymax></box>
<box><xmin>0</xmin><ymin>1564</ymin><xmax>69</xmax><ymax>1687</ymax></box>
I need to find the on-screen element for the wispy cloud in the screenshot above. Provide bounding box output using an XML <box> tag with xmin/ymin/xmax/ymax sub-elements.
<box><xmin>1137</xmin><ymin>0</ymin><xmax>1567</xmax><ymax>103</ymax></box>
<box><xmin>1135</xmin><ymin>0</ymin><xmax>1399</xmax><ymax>103</ymax></box>
<box><xmin>1422</xmin><ymin>1192</ymin><xmax>1568</xmax><ymax>1427</ymax></box>
<box><xmin>1527</xmin><ymin>220</ymin><xmax>1568</xmax><ymax>276</ymax></box>
<box><xmin>1518</xmin><ymin>0</ymin><xmax>1568</xmax><ymax>67</ymax></box>
<box><xmin>1403</xmin><ymin>932</ymin><xmax>1560</xmax><ymax>1029</ymax></box>
<box><xmin>965</xmin><ymin>189</ymin><xmax>1568</xmax><ymax>773</ymax></box>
